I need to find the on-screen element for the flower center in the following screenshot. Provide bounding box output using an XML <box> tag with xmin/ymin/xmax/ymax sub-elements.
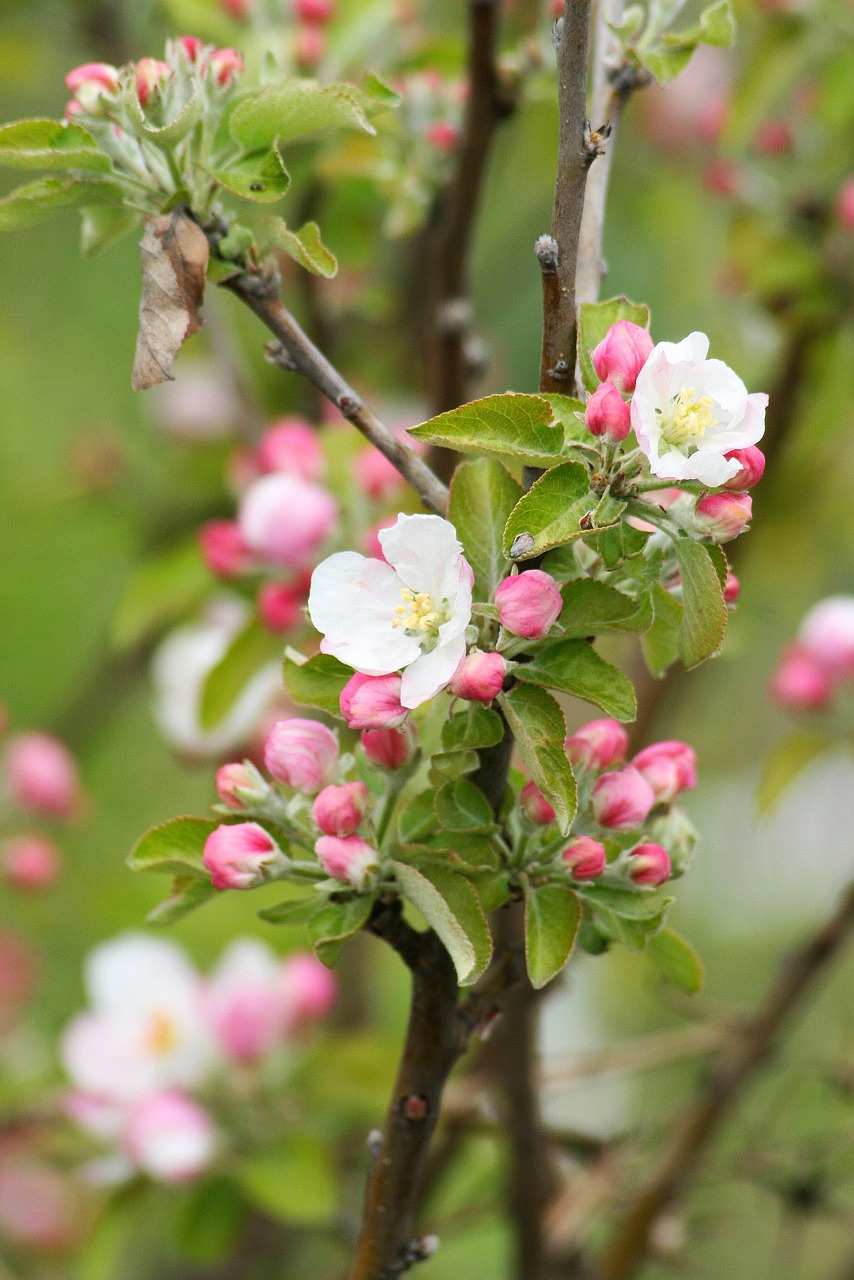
<box><xmin>145</xmin><ymin>1010</ymin><xmax>180</xmax><ymax>1056</ymax></box>
<box><xmin>392</xmin><ymin>588</ymin><xmax>444</xmax><ymax>640</ymax></box>
<box><xmin>659</xmin><ymin>387</ymin><xmax>716</xmax><ymax>449</ymax></box>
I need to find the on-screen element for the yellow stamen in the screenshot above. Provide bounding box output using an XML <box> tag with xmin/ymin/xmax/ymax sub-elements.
<box><xmin>660</xmin><ymin>387</ymin><xmax>716</xmax><ymax>449</ymax></box>
<box><xmin>391</xmin><ymin>588</ymin><xmax>443</xmax><ymax>637</ymax></box>
<box><xmin>145</xmin><ymin>1010</ymin><xmax>179</xmax><ymax>1056</ymax></box>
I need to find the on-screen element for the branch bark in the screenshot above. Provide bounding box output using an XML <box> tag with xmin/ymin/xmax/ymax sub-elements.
<box><xmin>599</xmin><ymin>879</ymin><xmax>854</xmax><ymax>1280</ymax></box>
<box><xmin>220</xmin><ymin>268</ymin><xmax>449</xmax><ymax>517</ymax></box>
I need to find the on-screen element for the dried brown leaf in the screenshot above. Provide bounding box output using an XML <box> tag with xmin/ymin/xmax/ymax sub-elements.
<box><xmin>131</xmin><ymin>211</ymin><xmax>209</xmax><ymax>391</ymax></box>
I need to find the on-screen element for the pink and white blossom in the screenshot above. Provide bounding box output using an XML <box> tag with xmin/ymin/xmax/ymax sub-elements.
<box><xmin>693</xmin><ymin>492</ymin><xmax>752</xmax><ymax>542</ymax></box>
<box><xmin>495</xmin><ymin>570</ymin><xmax>562</xmax><ymax>640</ymax></box>
<box><xmin>3</xmin><ymin>732</ymin><xmax>79</xmax><ymax>819</ymax></box>
<box><xmin>769</xmin><ymin>643</ymin><xmax>836</xmax><ymax>712</ymax></box>
<box><xmin>798</xmin><ymin>596</ymin><xmax>854</xmax><ymax>677</ymax></box>
<box><xmin>309</xmin><ymin>514</ymin><xmax>473</xmax><ymax>709</ymax></box>
<box><xmin>564</xmin><ymin>718</ymin><xmax>628</xmax><ymax>771</ymax></box>
<box><xmin>449</xmin><ymin>651</ymin><xmax>507</xmax><ymax>702</ymax></box>
<box><xmin>519</xmin><ymin>781</ymin><xmax>556</xmax><ymax>825</ymax></box>
<box><xmin>360</xmin><ymin>726</ymin><xmax>416</xmax><ymax>770</ymax></box>
<box><xmin>264</xmin><ymin>718</ymin><xmax>339</xmax><ymax>793</ymax></box>
<box><xmin>562</xmin><ymin>836</ymin><xmax>607</xmax><ymax>880</ymax></box>
<box><xmin>256</xmin><ymin>419</ymin><xmax>325</xmax><ymax>480</ymax></box>
<box><xmin>315</xmin><ymin>834</ymin><xmax>378</xmax><ymax>888</ymax></box>
<box><xmin>632</xmin><ymin>740</ymin><xmax>697</xmax><ymax>804</ymax></box>
<box><xmin>203</xmin><ymin>939</ymin><xmax>287</xmax><ymax>1063</ymax></box>
<box><xmin>591</xmin><ymin>321</ymin><xmax>653</xmax><ymax>393</ymax></box>
<box><xmin>585</xmin><ymin>380</ymin><xmax>632</xmax><ymax>441</ymax></box>
<box><xmin>590</xmin><ymin>766</ymin><xmax>656</xmax><ymax>830</ymax></box>
<box><xmin>1</xmin><ymin>834</ymin><xmax>61</xmax><ymax>891</ymax></box>
<box><xmin>340</xmin><ymin>672</ymin><xmax>408</xmax><ymax>729</ymax></box>
<box><xmin>203</xmin><ymin>821</ymin><xmax>286</xmax><ymax>890</ymax></box>
<box><xmin>238</xmin><ymin>472</ymin><xmax>338</xmax><ymax>570</ymax></box>
<box><xmin>627</xmin><ymin>842</ymin><xmax>672</xmax><ymax>886</ymax></box>
<box><xmin>312</xmin><ymin>782</ymin><xmax>370</xmax><ymax>836</ymax></box>
<box><xmin>123</xmin><ymin>1091</ymin><xmax>216</xmax><ymax>1182</ymax></box>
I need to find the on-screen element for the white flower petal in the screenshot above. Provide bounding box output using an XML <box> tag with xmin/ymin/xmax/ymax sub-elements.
<box><xmin>85</xmin><ymin>934</ymin><xmax>199</xmax><ymax>1017</ymax></box>
<box><xmin>400</xmin><ymin>634</ymin><xmax>467</xmax><ymax>708</ymax></box>
<box><xmin>309</xmin><ymin>551</ymin><xmax>419</xmax><ymax>674</ymax></box>
<box><xmin>379</xmin><ymin>515</ymin><xmax>463</xmax><ymax>599</ymax></box>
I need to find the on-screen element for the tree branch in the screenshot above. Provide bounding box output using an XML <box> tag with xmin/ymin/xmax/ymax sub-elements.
<box><xmin>599</xmin><ymin>879</ymin><xmax>854</xmax><ymax>1280</ymax></box>
<box><xmin>220</xmin><ymin>269</ymin><xmax>449</xmax><ymax>517</ymax></box>
<box><xmin>539</xmin><ymin>0</ymin><xmax>596</xmax><ymax>395</ymax></box>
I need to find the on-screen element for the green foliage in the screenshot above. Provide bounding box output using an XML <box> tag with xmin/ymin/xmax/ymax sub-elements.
<box><xmin>559</xmin><ymin>579</ymin><xmax>653</xmax><ymax>637</ymax></box>
<box><xmin>174</xmin><ymin>1178</ymin><xmax>247</xmax><ymax>1265</ymax></box>
<box><xmin>259</xmin><ymin>216</ymin><xmax>338</xmax><ymax>277</ymax></box>
<box><xmin>674</xmin><ymin>537</ymin><xmax>727</xmax><ymax>668</ymax></box>
<box><xmin>308</xmin><ymin>895</ymin><xmax>376</xmax><ymax>965</ymax></box>
<box><xmin>523</xmin><ymin>879</ymin><xmax>581</xmax><ymax>989</ymax></box>
<box><xmin>577</xmin><ymin>297</ymin><xmax>650</xmax><ymax>393</ymax></box>
<box><xmin>578</xmin><ymin>883</ymin><xmax>672</xmax><ymax>951</ymax></box>
<box><xmin>146</xmin><ymin>875</ymin><xmax>219</xmax><ymax>925</ymax></box>
<box><xmin>0</xmin><ymin>175</ymin><xmax>127</xmax><ymax>229</ymax></box>
<box><xmin>199</xmin><ymin>617</ymin><xmax>281</xmax><ymax>731</ymax></box>
<box><xmin>391</xmin><ymin>859</ymin><xmax>492</xmax><ymax>985</ymax></box>
<box><xmin>0</xmin><ymin>118</ymin><xmax>112</xmax><ymax>171</ymax></box>
<box><xmin>500</xmin><ymin>685</ymin><xmax>577</xmax><ymax>835</ymax></box>
<box><xmin>757</xmin><ymin>731</ymin><xmax>835</xmax><ymax>814</ymax></box>
<box><xmin>435</xmin><ymin>779</ymin><xmax>497</xmax><ymax>833</ymax></box>
<box><xmin>641</xmin><ymin>582</ymin><xmax>684</xmax><ymax>677</ymax></box>
<box><xmin>449</xmin><ymin>458</ymin><xmax>522</xmax><ymax>601</ymax></box>
<box><xmin>237</xmin><ymin>1136</ymin><xmax>337</xmax><ymax>1224</ymax></box>
<box><xmin>515</xmin><ymin>638</ymin><xmax>638</xmax><ymax>722</ymax></box>
<box><xmin>229</xmin><ymin>83</ymin><xmax>377</xmax><ymax>152</ymax></box>
<box><xmin>127</xmin><ymin>815</ymin><xmax>217</xmax><ymax>877</ymax></box>
<box><xmin>283</xmin><ymin>650</ymin><xmax>351</xmax><ymax>716</ymax></box>
<box><xmin>613</xmin><ymin>0</ymin><xmax>736</xmax><ymax>86</ymax></box>
<box><xmin>502</xmin><ymin>462</ymin><xmax>596</xmax><ymax>560</ymax></box>
<box><xmin>205</xmin><ymin>144</ymin><xmax>291</xmax><ymax>204</ymax></box>
<box><xmin>410</xmin><ymin>393</ymin><xmax>564</xmax><ymax>468</ymax></box>
<box><xmin>646</xmin><ymin>927</ymin><xmax>704</xmax><ymax>993</ymax></box>
<box><xmin>111</xmin><ymin>537</ymin><xmax>213</xmax><ymax>651</ymax></box>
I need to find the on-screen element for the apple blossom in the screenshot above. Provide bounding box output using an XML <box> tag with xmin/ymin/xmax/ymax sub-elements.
<box><xmin>0</xmin><ymin>1165</ymin><xmax>80</xmax><ymax>1251</ymax></box>
<box><xmin>264</xmin><ymin>717</ymin><xmax>339</xmax><ymax>793</ymax></box>
<box><xmin>591</xmin><ymin>320</ymin><xmax>653</xmax><ymax>393</ymax></box>
<box><xmin>520</xmin><ymin>781</ymin><xmax>556</xmax><ymax>825</ymax></box>
<box><xmin>495</xmin><ymin>570</ymin><xmax>562</xmax><ymax>639</ymax></box>
<box><xmin>754</xmin><ymin>118</ymin><xmax>792</xmax><ymax>156</ymax></box>
<box><xmin>135</xmin><ymin>58</ymin><xmax>172</xmax><ymax>106</ymax></box>
<box><xmin>296</xmin><ymin>0</ymin><xmax>334</xmax><ymax>21</ymax></box>
<box><xmin>203</xmin><ymin>939</ymin><xmax>288</xmax><ymax>1063</ymax></box>
<box><xmin>210</xmin><ymin>47</ymin><xmax>244</xmax><ymax>86</ymax></box>
<box><xmin>199</xmin><ymin>520</ymin><xmax>252</xmax><ymax>578</ymax></box>
<box><xmin>123</xmin><ymin>1091</ymin><xmax>216</xmax><ymax>1183</ymax></box>
<box><xmin>590</xmin><ymin>766</ymin><xmax>656</xmax><ymax>830</ymax></box>
<box><xmin>256</xmin><ymin>419</ymin><xmax>325</xmax><ymax>480</ymax></box>
<box><xmin>295</xmin><ymin>24</ymin><xmax>326</xmax><ymax>68</ymax></box>
<box><xmin>631</xmin><ymin>332</ymin><xmax>767</xmax><ymax>486</ymax></box>
<box><xmin>425</xmin><ymin>120</ymin><xmax>459</xmax><ymax>151</ymax></box>
<box><xmin>627</xmin><ymin>842</ymin><xmax>672</xmax><ymax>886</ymax></box>
<box><xmin>257</xmin><ymin>581</ymin><xmax>305</xmax><ymax>632</ymax></box>
<box><xmin>564</xmin><ymin>718</ymin><xmax>629</xmax><ymax>771</ymax></box>
<box><xmin>449</xmin><ymin>651</ymin><xmax>507</xmax><ymax>702</ymax></box>
<box><xmin>722</xmin><ymin>445</ymin><xmax>765</xmax><ymax>490</ymax></box>
<box><xmin>65</xmin><ymin>62</ymin><xmax>119</xmax><ymax>113</ymax></box>
<box><xmin>798</xmin><ymin>596</ymin><xmax>854</xmax><ymax>676</ymax></box>
<box><xmin>585</xmin><ymin>380</ymin><xmax>632</xmax><ymax>441</ymax></box>
<box><xmin>280</xmin><ymin>953</ymin><xmax>338</xmax><ymax>1030</ymax></box>
<box><xmin>309</xmin><ymin>514</ymin><xmax>473</xmax><ymax>709</ymax></box>
<box><xmin>60</xmin><ymin>934</ymin><xmax>214</xmax><ymax>1103</ymax></box>
<box><xmin>632</xmin><ymin>740</ymin><xmax>697</xmax><ymax>804</ymax></box>
<box><xmin>562</xmin><ymin>836</ymin><xmax>607</xmax><ymax>880</ymax></box>
<box><xmin>723</xmin><ymin>570</ymin><xmax>740</xmax><ymax>603</ymax></box>
<box><xmin>215</xmin><ymin>761</ymin><xmax>268</xmax><ymax>809</ymax></box>
<box><xmin>179</xmin><ymin>36</ymin><xmax>205</xmax><ymax>62</ymax></box>
<box><xmin>693</xmin><ymin>492</ymin><xmax>752</xmax><ymax>543</ymax></box>
<box><xmin>313</xmin><ymin>782</ymin><xmax>370</xmax><ymax>836</ymax></box>
<box><xmin>315</xmin><ymin>834</ymin><xmax>378</xmax><ymax>888</ymax></box>
<box><xmin>3</xmin><ymin>732</ymin><xmax>79</xmax><ymax>819</ymax></box>
<box><xmin>204</xmin><ymin>821</ymin><xmax>286</xmax><ymax>890</ymax></box>
<box><xmin>769</xmin><ymin>643</ymin><xmax>836</xmax><ymax>711</ymax></box>
<box><xmin>238</xmin><ymin>472</ymin><xmax>338</xmax><ymax>569</ymax></box>
<box><xmin>361</xmin><ymin>725</ymin><xmax>416</xmax><ymax>770</ymax></box>
<box><xmin>340</xmin><ymin>672</ymin><xmax>408</xmax><ymax>729</ymax></box>
<box><xmin>1</xmin><ymin>834</ymin><xmax>61</xmax><ymax>891</ymax></box>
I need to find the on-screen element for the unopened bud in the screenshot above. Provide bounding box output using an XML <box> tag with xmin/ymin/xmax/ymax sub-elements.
<box><xmin>1</xmin><ymin>834</ymin><xmax>62</xmax><ymax>891</ymax></box>
<box><xmin>591</xmin><ymin>320</ymin><xmax>653</xmax><ymax>393</ymax></box>
<box><xmin>769</xmin><ymin>643</ymin><xmax>835</xmax><ymax>711</ymax></box>
<box><xmin>564</xmin><ymin>718</ymin><xmax>628</xmax><ymax>771</ymax></box>
<box><xmin>561</xmin><ymin>835</ymin><xmax>606</xmax><ymax>880</ymax></box>
<box><xmin>632</xmin><ymin>740</ymin><xmax>697</xmax><ymax>805</ymax></box>
<box><xmin>257</xmin><ymin>581</ymin><xmax>304</xmax><ymax>632</ymax></box>
<box><xmin>210</xmin><ymin>47</ymin><xmax>244</xmax><ymax>86</ymax></box>
<box><xmin>627</xmin><ymin>842</ymin><xmax>671</xmax><ymax>887</ymax></box>
<box><xmin>203</xmin><ymin>821</ymin><xmax>286</xmax><ymax>890</ymax></box>
<box><xmin>449</xmin><ymin>651</ymin><xmax>507</xmax><ymax>703</ymax></box>
<box><xmin>312</xmin><ymin>781</ymin><xmax>370</xmax><ymax>836</ymax></box>
<box><xmin>256</xmin><ymin>418</ymin><xmax>325</xmax><ymax>480</ymax></box>
<box><xmin>199</xmin><ymin>520</ymin><xmax>252</xmax><ymax>578</ymax></box>
<box><xmin>585</xmin><ymin>380</ymin><xmax>631</xmax><ymax>441</ymax></box>
<box><xmin>264</xmin><ymin>718</ymin><xmax>339</xmax><ymax>794</ymax></box>
<box><xmin>135</xmin><ymin>58</ymin><xmax>172</xmax><ymax>107</ymax></box>
<box><xmin>361</xmin><ymin>725</ymin><xmax>417</xmax><ymax>770</ymax></box>
<box><xmin>799</xmin><ymin>596</ymin><xmax>854</xmax><ymax>676</ymax></box>
<box><xmin>215</xmin><ymin>761</ymin><xmax>269</xmax><ymax>809</ymax></box>
<box><xmin>340</xmin><ymin>673</ymin><xmax>407</xmax><ymax>730</ymax></box>
<box><xmin>519</xmin><ymin>781</ymin><xmax>556</xmax><ymax>825</ymax></box>
<box><xmin>65</xmin><ymin>62</ymin><xmax>119</xmax><ymax>113</ymax></box>
<box><xmin>4</xmin><ymin>733</ymin><xmax>80</xmax><ymax>819</ymax></box>
<box><xmin>295</xmin><ymin>0</ymin><xmax>334</xmax><ymax>21</ymax></box>
<box><xmin>315</xmin><ymin>834</ymin><xmax>377</xmax><ymax>889</ymax></box>
<box><xmin>722</xmin><ymin>446</ymin><xmax>765</xmax><ymax>490</ymax></box>
<box><xmin>590</xmin><ymin>766</ymin><xmax>656</xmax><ymax>830</ymax></box>
<box><xmin>693</xmin><ymin>492</ymin><xmax>752</xmax><ymax>543</ymax></box>
<box><xmin>425</xmin><ymin>120</ymin><xmax>459</xmax><ymax>152</ymax></box>
<box><xmin>495</xmin><ymin>570</ymin><xmax>562</xmax><ymax>639</ymax></box>
<box><xmin>837</xmin><ymin>176</ymin><xmax>854</xmax><ymax>232</ymax></box>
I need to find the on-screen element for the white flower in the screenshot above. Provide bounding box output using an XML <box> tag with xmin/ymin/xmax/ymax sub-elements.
<box><xmin>308</xmin><ymin>514</ymin><xmax>473</xmax><ymax>709</ymax></box>
<box><xmin>60</xmin><ymin>934</ymin><xmax>215</xmax><ymax>1103</ymax></box>
<box><xmin>631</xmin><ymin>332</ymin><xmax>767</xmax><ymax>486</ymax></box>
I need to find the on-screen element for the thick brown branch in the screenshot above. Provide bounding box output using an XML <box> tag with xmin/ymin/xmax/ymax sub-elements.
<box><xmin>539</xmin><ymin>0</ymin><xmax>596</xmax><ymax>394</ymax></box>
<box><xmin>221</xmin><ymin>270</ymin><xmax>449</xmax><ymax>517</ymax></box>
<box><xmin>599</xmin><ymin>879</ymin><xmax>854</xmax><ymax>1280</ymax></box>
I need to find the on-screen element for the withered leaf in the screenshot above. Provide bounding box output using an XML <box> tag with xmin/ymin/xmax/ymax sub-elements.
<box><xmin>131</xmin><ymin>211</ymin><xmax>209</xmax><ymax>391</ymax></box>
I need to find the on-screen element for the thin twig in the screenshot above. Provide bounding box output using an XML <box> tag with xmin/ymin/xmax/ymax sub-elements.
<box><xmin>599</xmin><ymin>879</ymin><xmax>854</xmax><ymax>1280</ymax></box>
<box><xmin>220</xmin><ymin>268</ymin><xmax>449</xmax><ymax>517</ymax></box>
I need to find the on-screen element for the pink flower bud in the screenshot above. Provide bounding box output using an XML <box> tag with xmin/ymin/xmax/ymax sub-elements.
<box><xmin>340</xmin><ymin>673</ymin><xmax>408</xmax><ymax>730</ymax></box>
<box><xmin>1</xmin><ymin>835</ymin><xmax>61</xmax><ymax>891</ymax></box>
<box><xmin>697</xmin><ymin>92</ymin><xmax>728</xmax><ymax>145</ymax></box>
<box><xmin>769</xmin><ymin>643</ymin><xmax>836</xmax><ymax>712</ymax></box>
<box><xmin>693</xmin><ymin>492</ymin><xmax>752</xmax><ymax>543</ymax></box>
<box><xmin>280</xmin><ymin>953</ymin><xmax>338</xmax><ymax>1029</ymax></box>
<box><xmin>4</xmin><ymin>733</ymin><xmax>79</xmax><ymax>819</ymax></box>
<box><xmin>135</xmin><ymin>58</ymin><xmax>172</xmax><ymax>107</ymax></box>
<box><xmin>519</xmin><ymin>781</ymin><xmax>556</xmax><ymax>825</ymax></box>
<box><xmin>722</xmin><ymin>446</ymin><xmax>765</xmax><ymax>490</ymax></box>
<box><xmin>449</xmin><ymin>651</ymin><xmax>507</xmax><ymax>703</ymax></box>
<box><xmin>703</xmin><ymin>159</ymin><xmax>740</xmax><ymax>198</ymax></box>
<box><xmin>256</xmin><ymin>419</ymin><xmax>325</xmax><ymax>480</ymax></box>
<box><xmin>590</xmin><ymin>766</ymin><xmax>656</xmax><ymax>830</ymax></box>
<box><xmin>295</xmin><ymin>24</ymin><xmax>326</xmax><ymax>68</ymax></box>
<box><xmin>837</xmin><ymin>177</ymin><xmax>854</xmax><ymax>232</ymax></box>
<box><xmin>257</xmin><ymin>581</ymin><xmax>304</xmax><ymax>632</ymax></box>
<box><xmin>723</xmin><ymin>571</ymin><xmax>740</xmax><ymax>604</ymax></box>
<box><xmin>296</xmin><ymin>0</ymin><xmax>334</xmax><ymax>22</ymax></box>
<box><xmin>627</xmin><ymin>842</ymin><xmax>671</xmax><ymax>886</ymax></box>
<box><xmin>210</xmin><ymin>47</ymin><xmax>244</xmax><ymax>85</ymax></box>
<box><xmin>564</xmin><ymin>718</ymin><xmax>629</xmax><ymax>771</ymax></box>
<box><xmin>361</xmin><ymin>725</ymin><xmax>416</xmax><ymax>770</ymax></box>
<box><xmin>0</xmin><ymin>1165</ymin><xmax>80</xmax><ymax>1252</ymax></box>
<box><xmin>632</xmin><ymin>740</ymin><xmax>697</xmax><ymax>804</ymax></box>
<box><xmin>179</xmin><ymin>36</ymin><xmax>205</xmax><ymax>61</ymax></box>
<box><xmin>264</xmin><ymin>718</ymin><xmax>339</xmax><ymax>793</ymax></box>
<box><xmin>199</xmin><ymin>520</ymin><xmax>252</xmax><ymax>578</ymax></box>
<box><xmin>238</xmin><ymin>473</ymin><xmax>338</xmax><ymax>570</ymax></box>
<box><xmin>799</xmin><ymin>596</ymin><xmax>854</xmax><ymax>676</ymax></box>
<box><xmin>312</xmin><ymin>781</ymin><xmax>370</xmax><ymax>836</ymax></box>
<box><xmin>495</xmin><ymin>570</ymin><xmax>562</xmax><ymax>639</ymax></box>
<box><xmin>754</xmin><ymin>118</ymin><xmax>792</xmax><ymax>156</ymax></box>
<box><xmin>562</xmin><ymin>835</ymin><xmax>607</xmax><ymax>880</ymax></box>
<box><xmin>221</xmin><ymin>0</ymin><xmax>251</xmax><ymax>16</ymax></box>
<box><xmin>0</xmin><ymin>929</ymin><xmax>37</xmax><ymax>1018</ymax></box>
<box><xmin>215</xmin><ymin>761</ymin><xmax>268</xmax><ymax>809</ymax></box>
<box><xmin>65</xmin><ymin>62</ymin><xmax>119</xmax><ymax>112</ymax></box>
<box><xmin>585</xmin><ymin>380</ymin><xmax>631</xmax><ymax>441</ymax></box>
<box><xmin>355</xmin><ymin>446</ymin><xmax>404</xmax><ymax>500</ymax></box>
<box><xmin>591</xmin><ymin>320</ymin><xmax>653</xmax><ymax>393</ymax></box>
<box><xmin>123</xmin><ymin>1091</ymin><xmax>216</xmax><ymax>1183</ymax></box>
<box><xmin>203</xmin><ymin>822</ymin><xmax>284</xmax><ymax>890</ymax></box>
<box><xmin>425</xmin><ymin>120</ymin><xmax>459</xmax><ymax>152</ymax></box>
<box><xmin>315</xmin><ymin>834</ymin><xmax>377</xmax><ymax>888</ymax></box>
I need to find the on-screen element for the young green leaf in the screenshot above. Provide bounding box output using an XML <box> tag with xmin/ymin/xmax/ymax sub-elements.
<box><xmin>577</xmin><ymin>297</ymin><xmax>650</xmax><ymax>393</ymax></box>
<box><xmin>80</xmin><ymin>206</ymin><xmax>139</xmax><ymax>257</ymax></box>
<box><xmin>441</xmin><ymin>705</ymin><xmax>505</xmax><ymax>752</ymax></box>
<box><xmin>283</xmin><ymin>651</ymin><xmax>351</xmax><ymax>717</ymax></box>
<box><xmin>0</xmin><ymin>176</ymin><xmax>127</xmax><ymax>231</ymax></box>
<box><xmin>410</xmin><ymin>394</ymin><xmax>563</xmax><ymax>468</ymax></box>
<box><xmin>641</xmin><ymin>583</ymin><xmax>684</xmax><ymax>677</ymax></box>
<box><xmin>199</xmin><ymin>617</ymin><xmax>281</xmax><ymax>732</ymax></box>
<box><xmin>500</xmin><ymin>685</ymin><xmax>576</xmax><ymax>834</ymax></box>
<box><xmin>206</xmin><ymin>144</ymin><xmax>290</xmax><ymax>204</ymax></box>
<box><xmin>559</xmin><ymin>578</ymin><xmax>653</xmax><ymax>637</ymax></box>
<box><xmin>229</xmin><ymin>84</ymin><xmax>375</xmax><ymax>152</ymax></box>
<box><xmin>391</xmin><ymin>860</ymin><xmax>492</xmax><ymax>985</ymax></box>
<box><xmin>646</xmin><ymin>927</ymin><xmax>703</xmax><ymax>993</ymax></box>
<box><xmin>174</xmin><ymin>1177</ymin><xmax>247</xmax><ymax>1266</ymax></box>
<box><xmin>516</xmin><ymin>639</ymin><xmax>637</xmax><ymax>722</ymax></box>
<box><xmin>523</xmin><ymin>880</ymin><xmax>581</xmax><ymax>989</ymax></box>
<box><xmin>146</xmin><ymin>876</ymin><xmax>218</xmax><ymax>926</ymax></box>
<box><xmin>128</xmin><ymin>816</ymin><xmax>218</xmax><ymax>876</ymax></box>
<box><xmin>309</xmin><ymin>895</ymin><xmax>375</xmax><ymax>965</ymax></box>
<box><xmin>111</xmin><ymin>536</ymin><xmax>213</xmax><ymax>650</ymax></box>
<box><xmin>261</xmin><ymin>217</ymin><xmax>337</xmax><ymax>277</ymax></box>
<box><xmin>238</xmin><ymin>1136</ymin><xmax>336</xmax><ymax>1224</ymax></box>
<box><xmin>435</xmin><ymin>779</ymin><xmax>497</xmax><ymax>832</ymax></box>
<box><xmin>0</xmin><ymin>119</ymin><xmax>112</xmax><ymax>171</ymax></box>
<box><xmin>674</xmin><ymin>538</ymin><xmax>727</xmax><ymax>668</ymax></box>
<box><xmin>503</xmin><ymin>462</ymin><xmax>595</xmax><ymax>560</ymax></box>
<box><xmin>258</xmin><ymin>894</ymin><xmax>323</xmax><ymax>927</ymax></box>
<box><xmin>448</xmin><ymin>457</ymin><xmax>522</xmax><ymax>600</ymax></box>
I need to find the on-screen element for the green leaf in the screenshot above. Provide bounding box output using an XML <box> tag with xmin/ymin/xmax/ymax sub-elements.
<box><xmin>261</xmin><ymin>216</ymin><xmax>337</xmax><ymax>277</ymax></box>
<box><xmin>229</xmin><ymin>83</ymin><xmax>376</xmax><ymax>152</ymax></box>
<box><xmin>646</xmin><ymin>928</ymin><xmax>703</xmax><ymax>993</ymax></box>
<box><xmin>199</xmin><ymin>617</ymin><xmax>281</xmax><ymax>732</ymax></box>
<box><xmin>449</xmin><ymin>457</ymin><xmax>522</xmax><ymax>601</ymax></box>
<box><xmin>128</xmin><ymin>816</ymin><xmax>217</xmax><ymax>877</ymax></box>
<box><xmin>258</xmin><ymin>893</ymin><xmax>322</xmax><ymax>926</ymax></box>
<box><xmin>757</xmin><ymin>731</ymin><xmax>833</xmax><ymax>814</ymax></box>
<box><xmin>499</xmin><ymin>686</ymin><xmax>576</xmax><ymax>835</ymax></box>
<box><xmin>410</xmin><ymin>394</ymin><xmax>563</xmax><ymax>468</ymax></box>
<box><xmin>641</xmin><ymin>583</ymin><xmax>683</xmax><ymax>677</ymax></box>
<box><xmin>523</xmin><ymin>880</ymin><xmax>581</xmax><ymax>989</ymax></box>
<box><xmin>238</xmin><ymin>1136</ymin><xmax>336</xmax><ymax>1224</ymax></box>
<box><xmin>111</xmin><ymin>536</ymin><xmax>213</xmax><ymax>650</ymax></box>
<box><xmin>579</xmin><ymin>883</ymin><xmax>671</xmax><ymax>949</ymax></box>
<box><xmin>435</xmin><ymin>779</ymin><xmax>496</xmax><ymax>832</ymax></box>
<box><xmin>674</xmin><ymin>538</ymin><xmax>727</xmax><ymax>668</ymax></box>
<box><xmin>124</xmin><ymin>81</ymin><xmax>202</xmax><ymax>145</ymax></box>
<box><xmin>540</xmin><ymin>394</ymin><xmax>590</xmax><ymax>447</ymax></box>
<box><xmin>147</xmin><ymin>876</ymin><xmax>218</xmax><ymax>925</ymax></box>
<box><xmin>391</xmin><ymin>860</ymin><xmax>492</xmax><ymax>985</ymax></box>
<box><xmin>516</xmin><ymin>638</ymin><xmax>637</xmax><ymax>721</ymax></box>
<box><xmin>577</xmin><ymin>297</ymin><xmax>650</xmax><ymax>393</ymax></box>
<box><xmin>309</xmin><ymin>895</ymin><xmax>374</xmax><ymax>965</ymax></box>
<box><xmin>283</xmin><ymin>651</ymin><xmax>351</xmax><ymax>717</ymax></box>
<box><xmin>206</xmin><ymin>143</ymin><xmax>290</xmax><ymax>204</ymax></box>
<box><xmin>353</xmin><ymin>71</ymin><xmax>402</xmax><ymax>113</ymax></box>
<box><xmin>174</xmin><ymin>1177</ymin><xmax>247</xmax><ymax>1265</ymax></box>
<box><xmin>81</xmin><ymin>205</ymin><xmax>138</xmax><ymax>256</ymax></box>
<box><xmin>0</xmin><ymin>175</ymin><xmax>126</xmax><ymax>230</ymax></box>
<box><xmin>559</xmin><ymin>578</ymin><xmax>652</xmax><ymax>637</ymax></box>
<box><xmin>0</xmin><ymin>119</ymin><xmax>112</xmax><ymax>171</ymax></box>
<box><xmin>441</xmin><ymin>705</ymin><xmax>505</xmax><ymax>752</ymax></box>
<box><xmin>503</xmin><ymin>462</ymin><xmax>596</xmax><ymax>561</ymax></box>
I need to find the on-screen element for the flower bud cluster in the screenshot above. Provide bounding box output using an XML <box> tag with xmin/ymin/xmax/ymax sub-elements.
<box><xmin>770</xmin><ymin>596</ymin><xmax>854</xmax><ymax>713</ymax></box>
<box><xmin>0</xmin><ymin>720</ymin><xmax>80</xmax><ymax>894</ymax></box>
